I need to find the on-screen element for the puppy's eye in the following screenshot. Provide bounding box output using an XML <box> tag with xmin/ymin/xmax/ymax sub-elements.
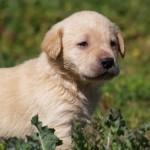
<box><xmin>77</xmin><ymin>41</ymin><xmax>88</xmax><ymax>48</ymax></box>
<box><xmin>110</xmin><ymin>40</ymin><xmax>117</xmax><ymax>48</ymax></box>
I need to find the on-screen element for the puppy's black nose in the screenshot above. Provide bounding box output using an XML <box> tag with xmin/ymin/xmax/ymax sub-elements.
<box><xmin>101</xmin><ymin>58</ymin><xmax>114</xmax><ymax>69</ymax></box>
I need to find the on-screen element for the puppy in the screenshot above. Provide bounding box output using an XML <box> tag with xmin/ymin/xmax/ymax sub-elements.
<box><xmin>0</xmin><ymin>11</ymin><xmax>125</xmax><ymax>149</ymax></box>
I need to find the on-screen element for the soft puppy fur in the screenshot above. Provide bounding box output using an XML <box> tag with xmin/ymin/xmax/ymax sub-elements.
<box><xmin>0</xmin><ymin>11</ymin><xmax>125</xmax><ymax>149</ymax></box>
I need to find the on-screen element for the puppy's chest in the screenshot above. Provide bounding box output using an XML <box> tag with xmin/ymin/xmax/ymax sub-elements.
<box><xmin>54</xmin><ymin>83</ymin><xmax>90</xmax><ymax>118</ymax></box>
<box><xmin>47</xmin><ymin>81</ymin><xmax>98</xmax><ymax>120</ymax></box>
<box><xmin>44</xmin><ymin>83</ymin><xmax>90</xmax><ymax>118</ymax></box>
<box><xmin>36</xmin><ymin>77</ymin><xmax>99</xmax><ymax>126</ymax></box>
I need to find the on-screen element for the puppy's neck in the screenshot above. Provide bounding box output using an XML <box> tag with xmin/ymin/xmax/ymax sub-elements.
<box><xmin>38</xmin><ymin>52</ymin><xmax>101</xmax><ymax>114</ymax></box>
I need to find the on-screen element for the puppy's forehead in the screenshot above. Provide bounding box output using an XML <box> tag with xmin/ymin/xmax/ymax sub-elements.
<box><xmin>61</xmin><ymin>11</ymin><xmax>113</xmax><ymax>33</ymax></box>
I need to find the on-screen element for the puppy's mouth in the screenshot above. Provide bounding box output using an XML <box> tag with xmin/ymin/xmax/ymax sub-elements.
<box><xmin>83</xmin><ymin>67</ymin><xmax>120</xmax><ymax>81</ymax></box>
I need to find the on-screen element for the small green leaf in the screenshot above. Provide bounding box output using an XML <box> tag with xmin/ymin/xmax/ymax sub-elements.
<box><xmin>31</xmin><ymin>115</ymin><xmax>62</xmax><ymax>150</ymax></box>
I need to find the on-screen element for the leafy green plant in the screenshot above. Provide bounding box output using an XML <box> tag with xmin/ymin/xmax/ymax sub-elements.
<box><xmin>72</xmin><ymin>108</ymin><xmax>150</xmax><ymax>150</ymax></box>
<box><xmin>0</xmin><ymin>115</ymin><xmax>62</xmax><ymax>150</ymax></box>
<box><xmin>0</xmin><ymin>109</ymin><xmax>150</xmax><ymax>150</ymax></box>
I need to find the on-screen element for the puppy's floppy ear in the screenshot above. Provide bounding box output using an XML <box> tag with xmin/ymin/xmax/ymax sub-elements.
<box><xmin>113</xmin><ymin>25</ymin><xmax>125</xmax><ymax>58</ymax></box>
<box><xmin>41</xmin><ymin>24</ymin><xmax>63</xmax><ymax>60</ymax></box>
<box><xmin>116</xmin><ymin>30</ymin><xmax>125</xmax><ymax>58</ymax></box>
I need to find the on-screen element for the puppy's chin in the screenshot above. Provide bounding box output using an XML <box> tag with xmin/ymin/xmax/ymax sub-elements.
<box><xmin>83</xmin><ymin>73</ymin><xmax>115</xmax><ymax>81</ymax></box>
<box><xmin>81</xmin><ymin>67</ymin><xmax>120</xmax><ymax>82</ymax></box>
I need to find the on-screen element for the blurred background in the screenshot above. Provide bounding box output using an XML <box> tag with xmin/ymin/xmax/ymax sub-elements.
<box><xmin>0</xmin><ymin>0</ymin><xmax>150</xmax><ymax>128</ymax></box>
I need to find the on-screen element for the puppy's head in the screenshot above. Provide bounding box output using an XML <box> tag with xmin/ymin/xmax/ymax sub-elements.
<box><xmin>41</xmin><ymin>11</ymin><xmax>125</xmax><ymax>81</ymax></box>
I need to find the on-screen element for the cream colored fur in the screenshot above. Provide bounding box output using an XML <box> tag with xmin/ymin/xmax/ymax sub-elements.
<box><xmin>0</xmin><ymin>11</ymin><xmax>124</xmax><ymax>149</ymax></box>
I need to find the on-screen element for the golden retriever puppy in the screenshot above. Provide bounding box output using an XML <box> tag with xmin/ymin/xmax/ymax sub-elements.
<box><xmin>0</xmin><ymin>11</ymin><xmax>125</xmax><ymax>149</ymax></box>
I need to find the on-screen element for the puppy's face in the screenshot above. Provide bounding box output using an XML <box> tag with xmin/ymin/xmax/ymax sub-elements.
<box><xmin>42</xmin><ymin>11</ymin><xmax>125</xmax><ymax>81</ymax></box>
